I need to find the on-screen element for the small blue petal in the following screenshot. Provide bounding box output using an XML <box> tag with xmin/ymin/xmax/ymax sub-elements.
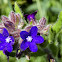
<box><xmin>33</xmin><ymin>36</ymin><xmax>44</xmax><ymax>44</ymax></box>
<box><xmin>20</xmin><ymin>31</ymin><xmax>29</xmax><ymax>40</ymax></box>
<box><xmin>9</xmin><ymin>36</ymin><xmax>14</xmax><ymax>45</ymax></box>
<box><xmin>0</xmin><ymin>44</ymin><xmax>5</xmax><ymax>50</ymax></box>
<box><xmin>2</xmin><ymin>28</ymin><xmax>9</xmax><ymax>37</ymax></box>
<box><xmin>0</xmin><ymin>33</ymin><xmax>3</xmax><ymax>37</ymax></box>
<box><xmin>29</xmin><ymin>26</ymin><xmax>38</xmax><ymax>37</ymax></box>
<box><xmin>6</xmin><ymin>44</ymin><xmax>13</xmax><ymax>52</ymax></box>
<box><xmin>0</xmin><ymin>28</ymin><xmax>14</xmax><ymax>53</ymax></box>
<box><xmin>29</xmin><ymin>42</ymin><xmax>38</xmax><ymax>52</ymax></box>
<box><xmin>20</xmin><ymin>41</ymin><xmax>29</xmax><ymax>51</ymax></box>
<box><xmin>0</xmin><ymin>33</ymin><xmax>5</xmax><ymax>42</ymax></box>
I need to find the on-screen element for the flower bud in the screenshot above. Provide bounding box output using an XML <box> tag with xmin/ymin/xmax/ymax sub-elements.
<box><xmin>39</xmin><ymin>17</ymin><xmax>46</xmax><ymax>25</ymax></box>
<box><xmin>4</xmin><ymin>21</ymin><xmax>15</xmax><ymax>32</ymax></box>
<box><xmin>1</xmin><ymin>16</ymin><xmax>9</xmax><ymax>22</ymax></box>
<box><xmin>9</xmin><ymin>11</ymin><xmax>16</xmax><ymax>24</ymax></box>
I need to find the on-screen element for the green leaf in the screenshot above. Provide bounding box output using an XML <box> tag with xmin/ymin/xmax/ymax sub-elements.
<box><xmin>9</xmin><ymin>51</ymin><xmax>16</xmax><ymax>57</ymax></box>
<box><xmin>16</xmin><ymin>55</ymin><xmax>48</xmax><ymax>62</ymax></box>
<box><xmin>48</xmin><ymin>25</ymin><xmax>55</xmax><ymax>43</ymax></box>
<box><xmin>49</xmin><ymin>43</ymin><xmax>58</xmax><ymax>57</ymax></box>
<box><xmin>0</xmin><ymin>51</ymin><xmax>16</xmax><ymax>62</ymax></box>
<box><xmin>52</xmin><ymin>11</ymin><xmax>62</xmax><ymax>33</ymax></box>
<box><xmin>58</xmin><ymin>30</ymin><xmax>62</xmax><ymax>56</ymax></box>
<box><xmin>14</xmin><ymin>2</ymin><xmax>23</xmax><ymax>18</ymax></box>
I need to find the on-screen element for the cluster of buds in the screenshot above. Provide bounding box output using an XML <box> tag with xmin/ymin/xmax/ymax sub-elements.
<box><xmin>1</xmin><ymin>11</ymin><xmax>24</xmax><ymax>39</ymax></box>
<box><xmin>0</xmin><ymin>11</ymin><xmax>50</xmax><ymax>61</ymax></box>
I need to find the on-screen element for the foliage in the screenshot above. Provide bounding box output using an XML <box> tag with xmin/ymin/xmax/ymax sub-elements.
<box><xmin>0</xmin><ymin>0</ymin><xmax>62</xmax><ymax>62</ymax></box>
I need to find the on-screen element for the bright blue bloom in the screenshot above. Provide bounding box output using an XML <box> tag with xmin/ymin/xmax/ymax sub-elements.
<box><xmin>0</xmin><ymin>28</ymin><xmax>14</xmax><ymax>53</ymax></box>
<box><xmin>20</xmin><ymin>26</ymin><xmax>44</xmax><ymax>52</ymax></box>
<box><xmin>24</xmin><ymin>11</ymin><xmax>37</xmax><ymax>21</ymax></box>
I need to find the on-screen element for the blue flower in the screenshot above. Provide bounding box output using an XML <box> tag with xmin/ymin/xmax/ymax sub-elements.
<box><xmin>24</xmin><ymin>11</ymin><xmax>37</xmax><ymax>21</ymax></box>
<box><xmin>0</xmin><ymin>28</ymin><xmax>14</xmax><ymax>53</ymax></box>
<box><xmin>20</xmin><ymin>26</ymin><xmax>44</xmax><ymax>52</ymax></box>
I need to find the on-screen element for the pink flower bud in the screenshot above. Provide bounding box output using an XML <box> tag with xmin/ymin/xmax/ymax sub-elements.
<box><xmin>39</xmin><ymin>17</ymin><xmax>46</xmax><ymax>25</ymax></box>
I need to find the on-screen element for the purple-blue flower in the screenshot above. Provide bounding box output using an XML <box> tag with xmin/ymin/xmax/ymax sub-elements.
<box><xmin>24</xmin><ymin>11</ymin><xmax>37</xmax><ymax>21</ymax></box>
<box><xmin>20</xmin><ymin>26</ymin><xmax>44</xmax><ymax>52</ymax></box>
<box><xmin>0</xmin><ymin>28</ymin><xmax>14</xmax><ymax>53</ymax></box>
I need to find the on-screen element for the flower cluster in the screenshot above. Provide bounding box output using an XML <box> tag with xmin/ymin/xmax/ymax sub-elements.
<box><xmin>0</xmin><ymin>28</ymin><xmax>14</xmax><ymax>54</ymax></box>
<box><xmin>0</xmin><ymin>11</ymin><xmax>50</xmax><ymax>61</ymax></box>
<box><xmin>1</xmin><ymin>11</ymin><xmax>22</xmax><ymax>38</ymax></box>
<box><xmin>20</xmin><ymin>26</ymin><xmax>44</xmax><ymax>52</ymax></box>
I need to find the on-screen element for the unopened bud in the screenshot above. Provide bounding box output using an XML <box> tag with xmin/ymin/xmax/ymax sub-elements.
<box><xmin>39</xmin><ymin>17</ymin><xmax>46</xmax><ymax>25</ymax></box>
<box><xmin>4</xmin><ymin>21</ymin><xmax>15</xmax><ymax>32</ymax></box>
<box><xmin>9</xmin><ymin>11</ymin><xmax>16</xmax><ymax>24</ymax></box>
<box><xmin>1</xmin><ymin>16</ymin><xmax>9</xmax><ymax>22</ymax></box>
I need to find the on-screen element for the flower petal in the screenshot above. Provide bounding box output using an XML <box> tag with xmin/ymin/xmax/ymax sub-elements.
<box><xmin>9</xmin><ymin>36</ymin><xmax>14</xmax><ymax>45</ymax></box>
<box><xmin>20</xmin><ymin>41</ymin><xmax>29</xmax><ymax>51</ymax></box>
<box><xmin>27</xmin><ymin>11</ymin><xmax>37</xmax><ymax>21</ymax></box>
<box><xmin>0</xmin><ymin>42</ymin><xmax>6</xmax><ymax>50</ymax></box>
<box><xmin>2</xmin><ymin>28</ymin><xmax>9</xmax><ymax>37</ymax></box>
<box><xmin>33</xmin><ymin>36</ymin><xmax>44</xmax><ymax>44</ymax></box>
<box><xmin>9</xmin><ymin>11</ymin><xmax>16</xmax><ymax>23</ymax></box>
<box><xmin>0</xmin><ymin>33</ymin><xmax>3</xmax><ymax>37</ymax></box>
<box><xmin>7</xmin><ymin>44</ymin><xmax>13</xmax><ymax>52</ymax></box>
<box><xmin>0</xmin><ymin>44</ymin><xmax>5</xmax><ymax>50</ymax></box>
<box><xmin>0</xmin><ymin>33</ymin><xmax>4</xmax><ymax>42</ymax></box>
<box><xmin>29</xmin><ymin>42</ymin><xmax>38</xmax><ymax>52</ymax></box>
<box><xmin>27</xmin><ymin>14</ymin><xmax>34</xmax><ymax>21</ymax></box>
<box><xmin>20</xmin><ymin>31</ymin><xmax>29</xmax><ymax>40</ymax></box>
<box><xmin>29</xmin><ymin>26</ymin><xmax>38</xmax><ymax>36</ymax></box>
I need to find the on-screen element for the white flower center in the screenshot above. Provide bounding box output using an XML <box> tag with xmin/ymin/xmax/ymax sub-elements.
<box><xmin>5</xmin><ymin>36</ymin><xmax>12</xmax><ymax>43</ymax></box>
<box><xmin>26</xmin><ymin>36</ymin><xmax>32</xmax><ymax>42</ymax></box>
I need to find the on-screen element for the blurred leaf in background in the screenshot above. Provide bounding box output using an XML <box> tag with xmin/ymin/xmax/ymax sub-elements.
<box><xmin>0</xmin><ymin>0</ymin><xmax>12</xmax><ymax>17</ymax></box>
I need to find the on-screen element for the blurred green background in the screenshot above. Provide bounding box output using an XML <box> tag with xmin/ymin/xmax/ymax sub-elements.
<box><xmin>0</xmin><ymin>0</ymin><xmax>62</xmax><ymax>62</ymax></box>
<box><xmin>1</xmin><ymin>0</ymin><xmax>62</xmax><ymax>23</ymax></box>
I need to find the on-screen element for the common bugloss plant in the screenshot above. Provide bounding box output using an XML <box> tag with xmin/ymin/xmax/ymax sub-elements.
<box><xmin>0</xmin><ymin>10</ymin><xmax>47</xmax><ymax>62</ymax></box>
<box><xmin>0</xmin><ymin>2</ymin><xmax>62</xmax><ymax>62</ymax></box>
